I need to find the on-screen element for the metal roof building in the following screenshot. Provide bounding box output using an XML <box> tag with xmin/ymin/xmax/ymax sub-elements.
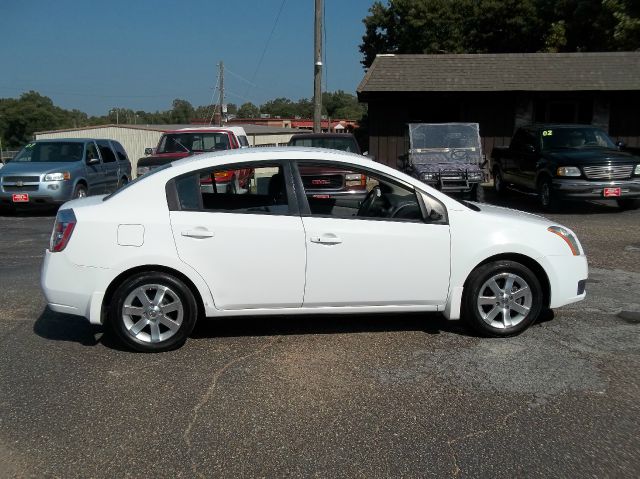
<box><xmin>357</xmin><ymin>52</ymin><xmax>640</xmax><ymax>168</ymax></box>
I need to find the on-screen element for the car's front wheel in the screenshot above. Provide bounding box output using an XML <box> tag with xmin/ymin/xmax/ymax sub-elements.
<box><xmin>617</xmin><ymin>199</ymin><xmax>640</xmax><ymax>210</ymax></box>
<box><xmin>493</xmin><ymin>168</ymin><xmax>507</xmax><ymax>196</ymax></box>
<box><xmin>462</xmin><ymin>260</ymin><xmax>543</xmax><ymax>337</ymax></box>
<box><xmin>109</xmin><ymin>272</ymin><xmax>198</xmax><ymax>352</ymax></box>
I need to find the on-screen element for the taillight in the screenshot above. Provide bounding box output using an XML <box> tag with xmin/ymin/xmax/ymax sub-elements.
<box><xmin>214</xmin><ymin>171</ymin><xmax>233</xmax><ymax>182</ymax></box>
<box><xmin>50</xmin><ymin>209</ymin><xmax>77</xmax><ymax>252</ymax></box>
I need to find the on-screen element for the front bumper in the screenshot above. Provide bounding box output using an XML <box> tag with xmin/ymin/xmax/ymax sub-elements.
<box><xmin>41</xmin><ymin>250</ymin><xmax>109</xmax><ymax>324</ymax></box>
<box><xmin>552</xmin><ymin>178</ymin><xmax>640</xmax><ymax>199</ymax></box>
<box><xmin>539</xmin><ymin>254</ymin><xmax>588</xmax><ymax>309</ymax></box>
<box><xmin>0</xmin><ymin>180</ymin><xmax>74</xmax><ymax>206</ymax></box>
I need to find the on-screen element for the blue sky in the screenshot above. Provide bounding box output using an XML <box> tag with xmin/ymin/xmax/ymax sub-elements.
<box><xmin>0</xmin><ymin>0</ymin><xmax>375</xmax><ymax>115</ymax></box>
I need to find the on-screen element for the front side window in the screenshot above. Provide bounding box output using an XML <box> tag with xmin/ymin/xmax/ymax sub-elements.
<box><xmin>85</xmin><ymin>142</ymin><xmax>100</xmax><ymax>162</ymax></box>
<box><xmin>297</xmin><ymin>162</ymin><xmax>425</xmax><ymax>222</ymax></box>
<box><xmin>11</xmin><ymin>142</ymin><xmax>84</xmax><ymax>163</ymax></box>
<box><xmin>174</xmin><ymin>164</ymin><xmax>290</xmax><ymax>215</ymax></box>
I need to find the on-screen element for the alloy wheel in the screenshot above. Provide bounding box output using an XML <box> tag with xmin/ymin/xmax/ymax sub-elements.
<box><xmin>121</xmin><ymin>284</ymin><xmax>184</xmax><ymax>343</ymax></box>
<box><xmin>476</xmin><ymin>272</ymin><xmax>533</xmax><ymax>329</ymax></box>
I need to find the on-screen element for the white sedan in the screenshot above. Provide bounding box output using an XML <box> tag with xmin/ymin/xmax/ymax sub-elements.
<box><xmin>41</xmin><ymin>148</ymin><xmax>588</xmax><ymax>352</ymax></box>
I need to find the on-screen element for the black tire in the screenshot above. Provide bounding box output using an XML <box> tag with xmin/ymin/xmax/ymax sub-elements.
<box><xmin>73</xmin><ymin>184</ymin><xmax>88</xmax><ymax>199</ymax></box>
<box><xmin>462</xmin><ymin>260</ymin><xmax>543</xmax><ymax>337</ymax></box>
<box><xmin>538</xmin><ymin>177</ymin><xmax>557</xmax><ymax>212</ymax></box>
<box><xmin>108</xmin><ymin>271</ymin><xmax>198</xmax><ymax>352</ymax></box>
<box><xmin>617</xmin><ymin>199</ymin><xmax>640</xmax><ymax>210</ymax></box>
<box><xmin>493</xmin><ymin>168</ymin><xmax>507</xmax><ymax>196</ymax></box>
<box><xmin>471</xmin><ymin>183</ymin><xmax>485</xmax><ymax>203</ymax></box>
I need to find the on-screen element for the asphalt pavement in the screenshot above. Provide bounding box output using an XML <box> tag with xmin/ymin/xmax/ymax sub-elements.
<box><xmin>0</xmin><ymin>193</ymin><xmax>639</xmax><ymax>478</ymax></box>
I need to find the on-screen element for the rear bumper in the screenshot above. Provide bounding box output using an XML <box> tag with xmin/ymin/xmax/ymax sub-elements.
<box><xmin>41</xmin><ymin>250</ymin><xmax>108</xmax><ymax>324</ymax></box>
<box><xmin>551</xmin><ymin>178</ymin><xmax>640</xmax><ymax>199</ymax></box>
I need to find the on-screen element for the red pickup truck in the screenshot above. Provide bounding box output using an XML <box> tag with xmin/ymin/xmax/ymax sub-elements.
<box><xmin>136</xmin><ymin>126</ymin><xmax>252</xmax><ymax>192</ymax></box>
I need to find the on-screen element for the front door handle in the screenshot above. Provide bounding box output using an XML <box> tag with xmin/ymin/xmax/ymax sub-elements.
<box><xmin>310</xmin><ymin>234</ymin><xmax>342</xmax><ymax>245</ymax></box>
<box><xmin>181</xmin><ymin>229</ymin><xmax>215</xmax><ymax>239</ymax></box>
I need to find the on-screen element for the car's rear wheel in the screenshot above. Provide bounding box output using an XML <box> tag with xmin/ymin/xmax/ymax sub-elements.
<box><xmin>109</xmin><ymin>272</ymin><xmax>198</xmax><ymax>352</ymax></box>
<box><xmin>462</xmin><ymin>260</ymin><xmax>543</xmax><ymax>337</ymax></box>
<box><xmin>617</xmin><ymin>199</ymin><xmax>640</xmax><ymax>210</ymax></box>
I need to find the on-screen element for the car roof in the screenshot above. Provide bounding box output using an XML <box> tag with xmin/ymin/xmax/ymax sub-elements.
<box><xmin>34</xmin><ymin>138</ymin><xmax>116</xmax><ymax>143</ymax></box>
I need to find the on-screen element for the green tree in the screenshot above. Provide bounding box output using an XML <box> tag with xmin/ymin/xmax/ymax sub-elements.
<box><xmin>170</xmin><ymin>99</ymin><xmax>195</xmax><ymax>124</ymax></box>
<box><xmin>359</xmin><ymin>0</ymin><xmax>640</xmax><ymax>68</ymax></box>
<box><xmin>322</xmin><ymin>90</ymin><xmax>365</xmax><ymax>119</ymax></box>
<box><xmin>260</xmin><ymin>97</ymin><xmax>298</xmax><ymax>117</ymax></box>
<box><xmin>237</xmin><ymin>102</ymin><xmax>260</xmax><ymax>118</ymax></box>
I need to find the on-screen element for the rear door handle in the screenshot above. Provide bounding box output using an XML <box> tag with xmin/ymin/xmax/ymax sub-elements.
<box><xmin>181</xmin><ymin>229</ymin><xmax>215</xmax><ymax>239</ymax></box>
<box><xmin>310</xmin><ymin>234</ymin><xmax>342</xmax><ymax>245</ymax></box>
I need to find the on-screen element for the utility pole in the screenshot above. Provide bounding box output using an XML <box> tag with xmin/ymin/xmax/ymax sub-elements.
<box><xmin>218</xmin><ymin>61</ymin><xmax>225</xmax><ymax>126</ymax></box>
<box><xmin>313</xmin><ymin>0</ymin><xmax>323</xmax><ymax>133</ymax></box>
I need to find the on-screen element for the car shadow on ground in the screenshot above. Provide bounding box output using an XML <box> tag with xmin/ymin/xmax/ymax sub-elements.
<box><xmin>0</xmin><ymin>206</ymin><xmax>58</xmax><ymax>217</ymax></box>
<box><xmin>191</xmin><ymin>311</ymin><xmax>471</xmax><ymax>340</ymax></box>
<box><xmin>478</xmin><ymin>187</ymin><xmax>623</xmax><ymax>215</ymax></box>
<box><xmin>33</xmin><ymin>307</ymin><xmax>492</xmax><ymax>351</ymax></box>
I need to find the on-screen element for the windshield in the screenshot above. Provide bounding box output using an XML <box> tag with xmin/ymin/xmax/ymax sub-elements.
<box><xmin>289</xmin><ymin>137</ymin><xmax>359</xmax><ymax>153</ymax></box>
<box><xmin>157</xmin><ymin>133</ymin><xmax>231</xmax><ymax>154</ymax></box>
<box><xmin>541</xmin><ymin>127</ymin><xmax>616</xmax><ymax>150</ymax></box>
<box><xmin>408</xmin><ymin>123</ymin><xmax>482</xmax><ymax>165</ymax></box>
<box><xmin>409</xmin><ymin>123</ymin><xmax>481</xmax><ymax>151</ymax></box>
<box><xmin>10</xmin><ymin>142</ymin><xmax>84</xmax><ymax>163</ymax></box>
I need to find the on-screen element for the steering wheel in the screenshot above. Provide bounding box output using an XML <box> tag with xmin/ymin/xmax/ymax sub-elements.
<box><xmin>450</xmin><ymin>148</ymin><xmax>469</xmax><ymax>161</ymax></box>
<box><xmin>357</xmin><ymin>186</ymin><xmax>382</xmax><ymax>217</ymax></box>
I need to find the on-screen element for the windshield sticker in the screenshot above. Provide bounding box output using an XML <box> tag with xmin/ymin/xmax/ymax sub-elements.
<box><xmin>542</xmin><ymin>130</ymin><xmax>553</xmax><ymax>137</ymax></box>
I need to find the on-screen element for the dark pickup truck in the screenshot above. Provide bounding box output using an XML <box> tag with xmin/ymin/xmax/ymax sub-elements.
<box><xmin>492</xmin><ymin>124</ymin><xmax>640</xmax><ymax>210</ymax></box>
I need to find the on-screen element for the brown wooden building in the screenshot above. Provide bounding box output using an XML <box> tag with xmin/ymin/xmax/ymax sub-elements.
<box><xmin>357</xmin><ymin>52</ymin><xmax>640</xmax><ymax>169</ymax></box>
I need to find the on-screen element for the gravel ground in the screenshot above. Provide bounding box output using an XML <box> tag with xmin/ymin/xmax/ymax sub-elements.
<box><xmin>0</xmin><ymin>193</ymin><xmax>638</xmax><ymax>478</ymax></box>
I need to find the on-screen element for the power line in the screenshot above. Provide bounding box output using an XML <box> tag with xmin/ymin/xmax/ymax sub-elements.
<box><xmin>244</xmin><ymin>0</ymin><xmax>287</xmax><ymax>99</ymax></box>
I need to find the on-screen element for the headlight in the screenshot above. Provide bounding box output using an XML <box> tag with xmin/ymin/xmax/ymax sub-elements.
<box><xmin>634</xmin><ymin>164</ymin><xmax>640</xmax><ymax>175</ymax></box>
<box><xmin>421</xmin><ymin>172</ymin><xmax>435</xmax><ymax>180</ymax></box>
<box><xmin>137</xmin><ymin>166</ymin><xmax>151</xmax><ymax>177</ymax></box>
<box><xmin>556</xmin><ymin>166</ymin><xmax>581</xmax><ymax>177</ymax></box>
<box><xmin>547</xmin><ymin>226</ymin><xmax>581</xmax><ymax>256</ymax></box>
<box><xmin>44</xmin><ymin>172</ymin><xmax>70</xmax><ymax>181</ymax></box>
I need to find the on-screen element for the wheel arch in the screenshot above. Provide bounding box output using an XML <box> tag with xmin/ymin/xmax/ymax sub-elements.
<box><xmin>464</xmin><ymin>253</ymin><xmax>551</xmax><ymax>309</ymax></box>
<box><xmin>101</xmin><ymin>264</ymin><xmax>206</xmax><ymax>324</ymax></box>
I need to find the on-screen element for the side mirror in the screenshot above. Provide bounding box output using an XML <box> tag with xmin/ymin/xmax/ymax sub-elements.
<box><xmin>616</xmin><ymin>140</ymin><xmax>625</xmax><ymax>150</ymax></box>
<box><xmin>144</xmin><ymin>147</ymin><xmax>154</xmax><ymax>155</ymax></box>
<box><xmin>86</xmin><ymin>157</ymin><xmax>99</xmax><ymax>165</ymax></box>
<box><xmin>524</xmin><ymin>143</ymin><xmax>537</xmax><ymax>153</ymax></box>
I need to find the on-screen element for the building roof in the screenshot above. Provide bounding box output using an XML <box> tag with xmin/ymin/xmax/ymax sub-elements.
<box><xmin>357</xmin><ymin>52</ymin><xmax>640</xmax><ymax>94</ymax></box>
<box><xmin>35</xmin><ymin>123</ymin><xmax>301</xmax><ymax>136</ymax></box>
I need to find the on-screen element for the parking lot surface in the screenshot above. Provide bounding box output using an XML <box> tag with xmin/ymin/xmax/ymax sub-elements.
<box><xmin>1</xmin><ymin>194</ymin><xmax>639</xmax><ymax>478</ymax></box>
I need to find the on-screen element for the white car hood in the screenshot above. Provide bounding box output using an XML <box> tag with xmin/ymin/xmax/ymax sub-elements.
<box><xmin>470</xmin><ymin>202</ymin><xmax>553</xmax><ymax>227</ymax></box>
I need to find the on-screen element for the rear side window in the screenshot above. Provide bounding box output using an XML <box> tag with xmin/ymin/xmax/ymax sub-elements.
<box><xmin>238</xmin><ymin>135</ymin><xmax>250</xmax><ymax>147</ymax></box>
<box><xmin>97</xmin><ymin>140</ymin><xmax>116</xmax><ymax>163</ymax></box>
<box><xmin>112</xmin><ymin>141</ymin><xmax>129</xmax><ymax>162</ymax></box>
<box><xmin>174</xmin><ymin>163</ymin><xmax>290</xmax><ymax>215</ymax></box>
